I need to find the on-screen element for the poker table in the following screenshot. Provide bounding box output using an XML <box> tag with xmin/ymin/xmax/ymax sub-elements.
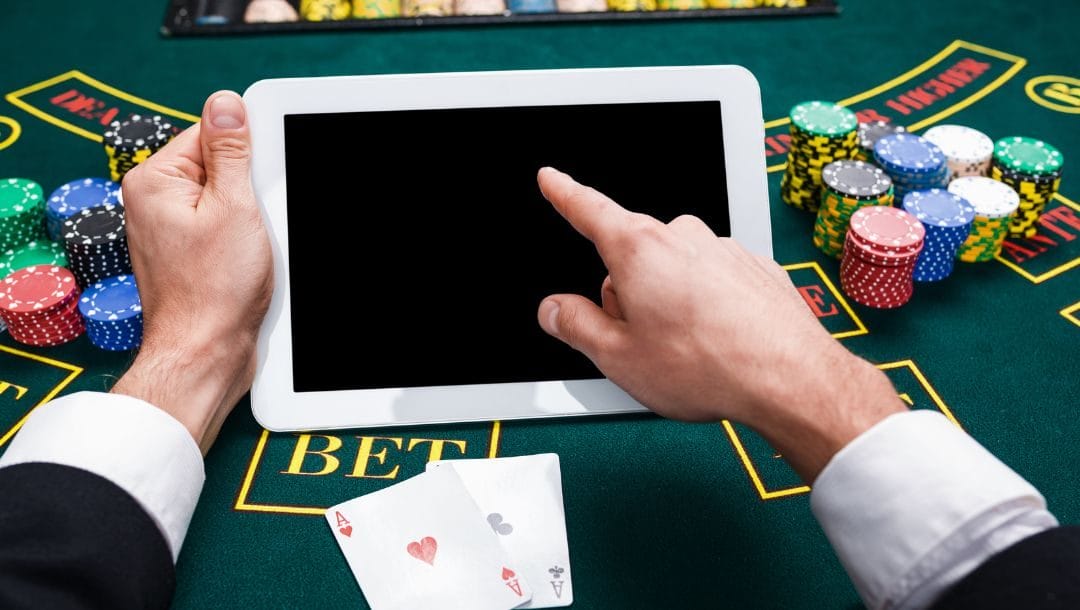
<box><xmin>2</xmin><ymin>1</ymin><xmax>1079</xmax><ymax>607</ymax></box>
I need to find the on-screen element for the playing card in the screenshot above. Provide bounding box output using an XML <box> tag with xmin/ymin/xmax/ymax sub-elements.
<box><xmin>326</xmin><ymin>468</ymin><xmax>533</xmax><ymax>610</ymax></box>
<box><xmin>428</xmin><ymin>454</ymin><xmax>573</xmax><ymax>607</ymax></box>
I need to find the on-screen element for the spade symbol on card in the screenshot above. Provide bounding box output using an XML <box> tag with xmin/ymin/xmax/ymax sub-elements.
<box><xmin>501</xmin><ymin>567</ymin><xmax>523</xmax><ymax>596</ymax></box>
<box><xmin>407</xmin><ymin>536</ymin><xmax>438</xmax><ymax>565</ymax></box>
<box><xmin>487</xmin><ymin>513</ymin><xmax>513</xmax><ymax>535</ymax></box>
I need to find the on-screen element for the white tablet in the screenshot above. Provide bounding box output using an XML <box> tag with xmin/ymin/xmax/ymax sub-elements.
<box><xmin>246</xmin><ymin>66</ymin><xmax>771</xmax><ymax>431</ymax></box>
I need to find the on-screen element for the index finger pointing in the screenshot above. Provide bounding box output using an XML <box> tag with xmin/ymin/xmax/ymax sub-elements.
<box><xmin>537</xmin><ymin>167</ymin><xmax>632</xmax><ymax>252</ymax></box>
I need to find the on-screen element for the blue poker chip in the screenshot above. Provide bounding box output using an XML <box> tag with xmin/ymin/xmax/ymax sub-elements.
<box><xmin>908</xmin><ymin>191</ymin><xmax>973</xmax><ymax>282</ymax></box>
<box><xmin>902</xmin><ymin>189</ymin><xmax>976</xmax><ymax>229</ymax></box>
<box><xmin>78</xmin><ymin>275</ymin><xmax>141</xmax><ymax>322</ymax></box>
<box><xmin>874</xmin><ymin>134</ymin><xmax>947</xmax><ymax>174</ymax></box>
<box><xmin>47</xmin><ymin>178</ymin><xmax>120</xmax><ymax>219</ymax></box>
<box><xmin>46</xmin><ymin>178</ymin><xmax>121</xmax><ymax>240</ymax></box>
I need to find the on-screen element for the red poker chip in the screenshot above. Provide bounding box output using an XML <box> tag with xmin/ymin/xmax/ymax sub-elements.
<box><xmin>7</xmin><ymin>314</ymin><xmax>84</xmax><ymax>332</ymax></box>
<box><xmin>10</xmin><ymin>332</ymin><xmax>82</xmax><ymax>347</ymax></box>
<box><xmin>8</xmin><ymin>324</ymin><xmax>85</xmax><ymax>340</ymax></box>
<box><xmin>9</xmin><ymin>324</ymin><xmax>84</xmax><ymax>344</ymax></box>
<box><xmin>0</xmin><ymin>266</ymin><xmax>79</xmax><ymax>315</ymax></box>
<box><xmin>5</xmin><ymin>296</ymin><xmax>81</xmax><ymax>323</ymax></box>
<box><xmin>849</xmin><ymin>206</ymin><xmax>925</xmax><ymax>252</ymax></box>
<box><xmin>846</xmin><ymin>230</ymin><xmax>923</xmax><ymax>258</ymax></box>
<box><xmin>844</xmin><ymin>234</ymin><xmax>922</xmax><ymax>266</ymax></box>
<box><xmin>840</xmin><ymin>245</ymin><xmax>916</xmax><ymax>309</ymax></box>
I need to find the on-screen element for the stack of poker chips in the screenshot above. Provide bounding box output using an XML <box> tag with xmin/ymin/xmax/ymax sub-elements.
<box><xmin>657</xmin><ymin>0</ymin><xmax>704</xmax><ymax>8</ymax></box>
<box><xmin>948</xmin><ymin>177</ymin><xmax>1020</xmax><ymax>263</ymax></box>
<box><xmin>403</xmin><ymin>0</ymin><xmax>453</xmax><ymax>14</ymax></box>
<box><xmin>989</xmin><ymin>136</ymin><xmax>1064</xmax><ymax>239</ymax></box>
<box><xmin>0</xmin><ymin>265</ymin><xmax>84</xmax><ymax>347</ymax></box>
<box><xmin>61</xmin><ymin>204</ymin><xmax>133</xmax><ymax>288</ymax></box>
<box><xmin>840</xmin><ymin>206</ymin><xmax>925</xmax><ymax>309</ymax></box>
<box><xmin>0</xmin><ymin>178</ymin><xmax>46</xmax><ymax>252</ymax></box>
<box><xmin>813</xmin><ymin>160</ymin><xmax>894</xmax><ymax>258</ymax></box>
<box><xmin>300</xmin><ymin>0</ymin><xmax>352</xmax><ymax>19</ymax></box>
<box><xmin>556</xmin><ymin>0</ymin><xmax>605</xmax><ymax>11</ymax></box>
<box><xmin>456</xmin><ymin>0</ymin><xmax>505</xmax><ymax>14</ymax></box>
<box><xmin>79</xmin><ymin>275</ymin><xmax>143</xmax><ymax>351</ymax></box>
<box><xmin>609</xmin><ymin>0</ymin><xmax>655</xmax><ymax>10</ymax></box>
<box><xmin>0</xmin><ymin>240</ymin><xmax>67</xmax><ymax>279</ymax></box>
<box><xmin>45</xmin><ymin>177</ymin><xmax>121</xmax><ymax>240</ymax></box>
<box><xmin>856</xmin><ymin>120</ymin><xmax>905</xmax><ymax>162</ymax></box>
<box><xmin>923</xmin><ymin>125</ymin><xmax>994</xmax><ymax>180</ymax></box>
<box><xmin>781</xmin><ymin>101</ymin><xmax>859</xmax><ymax>212</ymax></box>
<box><xmin>873</xmin><ymin>134</ymin><xmax>949</xmax><ymax>200</ymax></box>
<box><xmin>507</xmin><ymin>0</ymin><xmax>555</xmax><ymax>11</ymax></box>
<box><xmin>103</xmin><ymin>115</ymin><xmax>177</xmax><ymax>183</ymax></box>
<box><xmin>353</xmin><ymin>0</ymin><xmax>402</xmax><ymax>18</ymax></box>
<box><xmin>901</xmin><ymin>190</ymin><xmax>975</xmax><ymax>282</ymax></box>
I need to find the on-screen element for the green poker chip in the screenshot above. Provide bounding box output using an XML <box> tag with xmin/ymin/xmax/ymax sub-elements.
<box><xmin>993</xmin><ymin>136</ymin><xmax>1064</xmax><ymax>175</ymax></box>
<box><xmin>0</xmin><ymin>240</ymin><xmax>67</xmax><ymax>279</ymax></box>
<box><xmin>790</xmin><ymin>101</ymin><xmax>858</xmax><ymax>137</ymax></box>
<box><xmin>0</xmin><ymin>178</ymin><xmax>43</xmax><ymax>218</ymax></box>
<box><xmin>0</xmin><ymin>178</ymin><xmax>45</xmax><ymax>252</ymax></box>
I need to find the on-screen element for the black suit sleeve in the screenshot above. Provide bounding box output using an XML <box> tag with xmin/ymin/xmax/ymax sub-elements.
<box><xmin>933</xmin><ymin>526</ymin><xmax>1080</xmax><ymax>610</ymax></box>
<box><xmin>0</xmin><ymin>462</ymin><xmax>175</xmax><ymax>610</ymax></box>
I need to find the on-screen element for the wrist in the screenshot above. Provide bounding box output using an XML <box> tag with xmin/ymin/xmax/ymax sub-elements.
<box><xmin>112</xmin><ymin>331</ymin><xmax>254</xmax><ymax>453</ymax></box>
<box><xmin>748</xmin><ymin>348</ymin><xmax>906</xmax><ymax>483</ymax></box>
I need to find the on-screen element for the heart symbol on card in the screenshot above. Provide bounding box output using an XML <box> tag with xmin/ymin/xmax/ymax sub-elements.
<box><xmin>487</xmin><ymin>513</ymin><xmax>513</xmax><ymax>535</ymax></box>
<box><xmin>501</xmin><ymin>567</ymin><xmax>516</xmax><ymax>581</ymax></box>
<box><xmin>339</xmin><ymin>525</ymin><xmax>352</xmax><ymax>537</ymax></box>
<box><xmin>407</xmin><ymin>536</ymin><xmax>438</xmax><ymax>565</ymax></box>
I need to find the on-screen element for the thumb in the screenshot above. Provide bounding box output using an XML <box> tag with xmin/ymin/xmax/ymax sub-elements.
<box><xmin>538</xmin><ymin>295</ymin><xmax>624</xmax><ymax>363</ymax></box>
<box><xmin>199</xmin><ymin>90</ymin><xmax>253</xmax><ymax>200</ymax></box>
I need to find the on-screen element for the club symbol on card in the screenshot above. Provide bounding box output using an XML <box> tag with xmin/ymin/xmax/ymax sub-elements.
<box><xmin>406</xmin><ymin>536</ymin><xmax>438</xmax><ymax>565</ymax></box>
<box><xmin>502</xmin><ymin>567</ymin><xmax>524</xmax><ymax>596</ymax></box>
<box><xmin>334</xmin><ymin>511</ymin><xmax>353</xmax><ymax>538</ymax></box>
<box><xmin>549</xmin><ymin>566</ymin><xmax>566</xmax><ymax>599</ymax></box>
<box><xmin>487</xmin><ymin>513</ymin><xmax>513</xmax><ymax>535</ymax></box>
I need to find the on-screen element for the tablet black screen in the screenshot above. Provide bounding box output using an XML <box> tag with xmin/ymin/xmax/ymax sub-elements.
<box><xmin>284</xmin><ymin>102</ymin><xmax>728</xmax><ymax>392</ymax></box>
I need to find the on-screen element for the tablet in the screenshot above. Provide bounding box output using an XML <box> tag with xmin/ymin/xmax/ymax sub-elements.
<box><xmin>246</xmin><ymin>66</ymin><xmax>771</xmax><ymax>431</ymax></box>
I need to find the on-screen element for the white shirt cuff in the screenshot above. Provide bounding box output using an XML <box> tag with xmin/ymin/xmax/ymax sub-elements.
<box><xmin>810</xmin><ymin>410</ymin><xmax>1057</xmax><ymax>609</ymax></box>
<box><xmin>0</xmin><ymin>391</ymin><xmax>205</xmax><ymax>561</ymax></box>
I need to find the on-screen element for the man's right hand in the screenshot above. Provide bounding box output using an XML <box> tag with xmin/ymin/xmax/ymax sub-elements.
<box><xmin>535</xmin><ymin>167</ymin><xmax>904</xmax><ymax>482</ymax></box>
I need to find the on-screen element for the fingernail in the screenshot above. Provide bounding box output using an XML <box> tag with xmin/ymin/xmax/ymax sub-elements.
<box><xmin>209</xmin><ymin>93</ymin><xmax>245</xmax><ymax>129</ymax></box>
<box><xmin>539</xmin><ymin>300</ymin><xmax>560</xmax><ymax>336</ymax></box>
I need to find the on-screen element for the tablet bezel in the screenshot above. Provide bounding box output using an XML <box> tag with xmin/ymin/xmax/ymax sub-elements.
<box><xmin>246</xmin><ymin>66</ymin><xmax>771</xmax><ymax>431</ymax></box>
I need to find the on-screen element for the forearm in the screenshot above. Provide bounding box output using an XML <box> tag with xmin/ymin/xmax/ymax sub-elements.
<box><xmin>111</xmin><ymin>329</ymin><xmax>255</xmax><ymax>454</ymax></box>
<box><xmin>742</xmin><ymin>344</ymin><xmax>906</xmax><ymax>484</ymax></box>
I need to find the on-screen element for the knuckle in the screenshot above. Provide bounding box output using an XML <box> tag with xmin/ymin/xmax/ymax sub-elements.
<box><xmin>205</xmin><ymin>135</ymin><xmax>251</xmax><ymax>162</ymax></box>
<box><xmin>670</xmin><ymin>214</ymin><xmax>703</xmax><ymax>228</ymax></box>
<box><xmin>120</xmin><ymin>166</ymin><xmax>145</xmax><ymax>197</ymax></box>
<box><xmin>557</xmin><ymin>305</ymin><xmax>582</xmax><ymax>345</ymax></box>
<box><xmin>617</xmin><ymin>214</ymin><xmax>665</xmax><ymax>251</ymax></box>
<box><xmin>626</xmin><ymin>214</ymin><xmax>661</xmax><ymax>239</ymax></box>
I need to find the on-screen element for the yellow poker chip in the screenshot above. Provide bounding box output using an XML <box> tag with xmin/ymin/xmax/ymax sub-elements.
<box><xmin>301</xmin><ymin>0</ymin><xmax>352</xmax><ymax>19</ymax></box>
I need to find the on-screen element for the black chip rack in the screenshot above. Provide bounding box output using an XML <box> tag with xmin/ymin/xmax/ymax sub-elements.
<box><xmin>162</xmin><ymin>0</ymin><xmax>838</xmax><ymax>35</ymax></box>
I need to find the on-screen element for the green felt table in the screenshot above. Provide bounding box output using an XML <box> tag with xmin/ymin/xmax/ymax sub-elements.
<box><xmin>1</xmin><ymin>1</ymin><xmax>1079</xmax><ymax>607</ymax></box>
